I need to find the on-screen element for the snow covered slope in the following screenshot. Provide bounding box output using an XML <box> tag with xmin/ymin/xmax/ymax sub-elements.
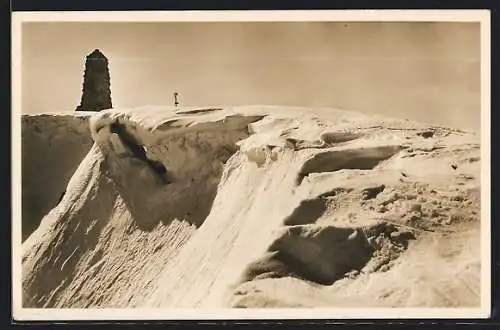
<box><xmin>21</xmin><ymin>105</ymin><xmax>481</xmax><ymax>308</ymax></box>
<box><xmin>21</xmin><ymin>113</ymin><xmax>94</xmax><ymax>241</ymax></box>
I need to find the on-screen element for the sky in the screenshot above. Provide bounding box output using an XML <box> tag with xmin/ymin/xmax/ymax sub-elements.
<box><xmin>21</xmin><ymin>21</ymin><xmax>481</xmax><ymax>130</ymax></box>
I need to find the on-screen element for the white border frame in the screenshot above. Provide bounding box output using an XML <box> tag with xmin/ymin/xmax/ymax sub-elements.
<box><xmin>11</xmin><ymin>10</ymin><xmax>491</xmax><ymax>321</ymax></box>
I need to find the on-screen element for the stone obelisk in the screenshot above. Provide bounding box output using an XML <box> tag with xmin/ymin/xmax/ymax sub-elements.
<box><xmin>76</xmin><ymin>49</ymin><xmax>112</xmax><ymax>111</ymax></box>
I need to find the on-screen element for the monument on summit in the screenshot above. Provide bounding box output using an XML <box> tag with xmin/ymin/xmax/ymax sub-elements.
<box><xmin>76</xmin><ymin>49</ymin><xmax>112</xmax><ymax>111</ymax></box>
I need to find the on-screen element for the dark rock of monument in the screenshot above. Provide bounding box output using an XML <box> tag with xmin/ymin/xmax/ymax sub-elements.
<box><xmin>76</xmin><ymin>49</ymin><xmax>112</xmax><ymax>112</ymax></box>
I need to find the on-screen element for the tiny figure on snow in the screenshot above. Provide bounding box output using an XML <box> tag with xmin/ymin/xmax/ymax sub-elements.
<box><xmin>174</xmin><ymin>92</ymin><xmax>179</xmax><ymax>107</ymax></box>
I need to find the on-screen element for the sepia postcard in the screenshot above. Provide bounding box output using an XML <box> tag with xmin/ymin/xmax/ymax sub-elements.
<box><xmin>11</xmin><ymin>10</ymin><xmax>491</xmax><ymax>320</ymax></box>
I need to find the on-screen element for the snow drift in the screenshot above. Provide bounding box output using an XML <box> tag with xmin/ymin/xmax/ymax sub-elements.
<box><xmin>21</xmin><ymin>105</ymin><xmax>482</xmax><ymax>308</ymax></box>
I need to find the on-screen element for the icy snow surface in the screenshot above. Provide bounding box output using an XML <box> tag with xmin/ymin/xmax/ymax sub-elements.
<box><xmin>22</xmin><ymin>105</ymin><xmax>481</xmax><ymax>308</ymax></box>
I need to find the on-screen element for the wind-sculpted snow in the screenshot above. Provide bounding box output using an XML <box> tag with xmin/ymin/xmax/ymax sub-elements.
<box><xmin>21</xmin><ymin>105</ymin><xmax>481</xmax><ymax>308</ymax></box>
<box><xmin>89</xmin><ymin>110</ymin><xmax>264</xmax><ymax>230</ymax></box>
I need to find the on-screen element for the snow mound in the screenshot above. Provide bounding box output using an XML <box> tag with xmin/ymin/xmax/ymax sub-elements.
<box><xmin>21</xmin><ymin>105</ymin><xmax>481</xmax><ymax>308</ymax></box>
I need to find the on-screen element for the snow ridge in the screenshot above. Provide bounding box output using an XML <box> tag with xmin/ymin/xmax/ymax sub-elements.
<box><xmin>22</xmin><ymin>105</ymin><xmax>481</xmax><ymax>308</ymax></box>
